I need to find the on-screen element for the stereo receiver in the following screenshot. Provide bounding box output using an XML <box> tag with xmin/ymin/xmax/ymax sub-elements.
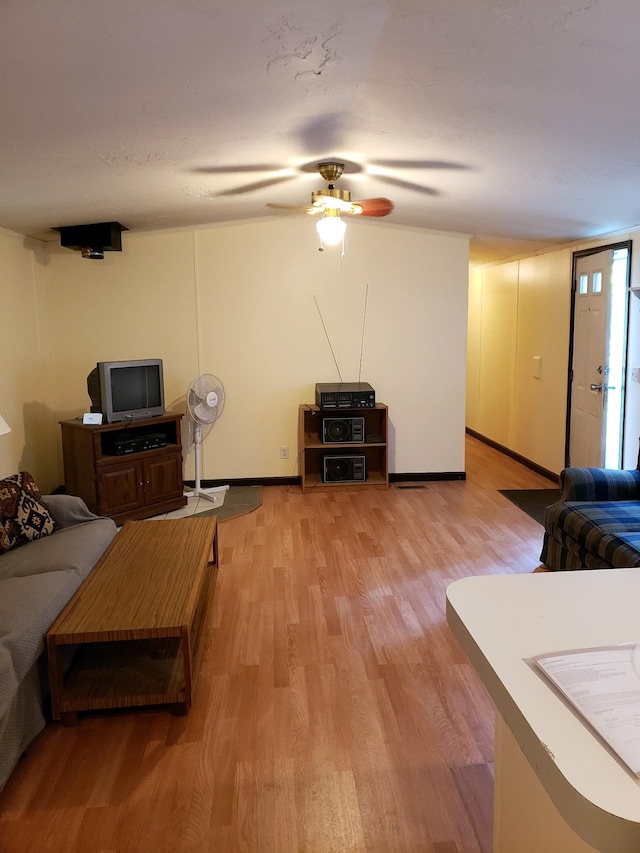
<box><xmin>315</xmin><ymin>382</ymin><xmax>375</xmax><ymax>409</ymax></box>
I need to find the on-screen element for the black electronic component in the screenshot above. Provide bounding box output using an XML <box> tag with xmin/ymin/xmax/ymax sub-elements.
<box><xmin>109</xmin><ymin>433</ymin><xmax>168</xmax><ymax>455</ymax></box>
<box><xmin>322</xmin><ymin>417</ymin><xmax>365</xmax><ymax>443</ymax></box>
<box><xmin>322</xmin><ymin>455</ymin><xmax>367</xmax><ymax>483</ymax></box>
<box><xmin>315</xmin><ymin>382</ymin><xmax>375</xmax><ymax>409</ymax></box>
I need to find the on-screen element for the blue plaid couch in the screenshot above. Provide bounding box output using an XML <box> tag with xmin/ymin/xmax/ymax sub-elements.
<box><xmin>541</xmin><ymin>466</ymin><xmax>640</xmax><ymax>570</ymax></box>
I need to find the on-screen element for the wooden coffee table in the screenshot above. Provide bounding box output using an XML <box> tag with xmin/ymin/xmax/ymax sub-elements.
<box><xmin>47</xmin><ymin>515</ymin><xmax>218</xmax><ymax>724</ymax></box>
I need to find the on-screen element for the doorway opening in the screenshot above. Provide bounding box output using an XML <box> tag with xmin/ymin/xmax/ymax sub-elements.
<box><xmin>566</xmin><ymin>241</ymin><xmax>631</xmax><ymax>469</ymax></box>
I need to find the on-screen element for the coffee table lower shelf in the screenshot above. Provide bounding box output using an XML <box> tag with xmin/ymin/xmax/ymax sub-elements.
<box><xmin>55</xmin><ymin>636</ymin><xmax>191</xmax><ymax>723</ymax></box>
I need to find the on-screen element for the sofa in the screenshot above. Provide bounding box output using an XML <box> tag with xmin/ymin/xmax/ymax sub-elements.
<box><xmin>541</xmin><ymin>465</ymin><xmax>640</xmax><ymax>570</ymax></box>
<box><xmin>0</xmin><ymin>473</ymin><xmax>117</xmax><ymax>791</ymax></box>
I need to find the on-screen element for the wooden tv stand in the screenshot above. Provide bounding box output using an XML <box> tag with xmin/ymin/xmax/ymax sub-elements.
<box><xmin>60</xmin><ymin>412</ymin><xmax>187</xmax><ymax>524</ymax></box>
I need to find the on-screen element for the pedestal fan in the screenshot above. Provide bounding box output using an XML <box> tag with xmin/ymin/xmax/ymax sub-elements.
<box><xmin>184</xmin><ymin>374</ymin><xmax>229</xmax><ymax>505</ymax></box>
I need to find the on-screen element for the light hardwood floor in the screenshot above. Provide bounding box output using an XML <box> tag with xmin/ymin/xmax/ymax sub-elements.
<box><xmin>0</xmin><ymin>435</ymin><xmax>556</xmax><ymax>852</ymax></box>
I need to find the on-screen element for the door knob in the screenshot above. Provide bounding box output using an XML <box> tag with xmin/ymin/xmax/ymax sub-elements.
<box><xmin>590</xmin><ymin>383</ymin><xmax>603</xmax><ymax>392</ymax></box>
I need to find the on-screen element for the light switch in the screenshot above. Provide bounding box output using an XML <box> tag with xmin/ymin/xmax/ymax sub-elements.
<box><xmin>533</xmin><ymin>355</ymin><xmax>542</xmax><ymax>379</ymax></box>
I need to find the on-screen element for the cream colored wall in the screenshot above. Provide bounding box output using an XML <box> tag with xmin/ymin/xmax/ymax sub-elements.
<box><xmin>466</xmin><ymin>249</ymin><xmax>572</xmax><ymax>475</ymax></box>
<box><xmin>45</xmin><ymin>217</ymin><xmax>469</xmax><ymax>482</ymax></box>
<box><xmin>466</xmin><ymin>269</ymin><xmax>482</xmax><ymax>434</ymax></box>
<box><xmin>477</xmin><ymin>261</ymin><xmax>519</xmax><ymax>449</ymax></box>
<box><xmin>9</xmin><ymin>209</ymin><xmax>640</xmax><ymax>488</ymax></box>
<box><xmin>468</xmin><ymin>229</ymin><xmax>640</xmax><ymax>475</ymax></box>
<box><xmin>48</xmin><ymin>229</ymin><xmax>199</xmax><ymax>418</ymax></box>
<box><xmin>0</xmin><ymin>229</ymin><xmax>59</xmax><ymax>490</ymax></box>
<box><xmin>515</xmin><ymin>251</ymin><xmax>573</xmax><ymax>470</ymax></box>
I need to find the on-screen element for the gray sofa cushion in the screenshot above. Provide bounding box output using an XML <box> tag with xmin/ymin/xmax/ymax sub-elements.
<box><xmin>0</xmin><ymin>493</ymin><xmax>117</xmax><ymax>793</ymax></box>
<box><xmin>0</xmin><ymin>570</ymin><xmax>93</xmax><ymax>793</ymax></box>
<box><xmin>0</xmin><ymin>661</ymin><xmax>46</xmax><ymax>794</ymax></box>
<box><xmin>0</xmin><ymin>518</ymin><xmax>116</xmax><ymax>582</ymax></box>
<box><xmin>0</xmin><ymin>572</ymin><xmax>88</xmax><ymax>701</ymax></box>
<box><xmin>43</xmin><ymin>493</ymin><xmax>105</xmax><ymax>529</ymax></box>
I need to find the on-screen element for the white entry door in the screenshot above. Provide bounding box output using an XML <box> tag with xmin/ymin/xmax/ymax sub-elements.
<box><xmin>569</xmin><ymin>248</ymin><xmax>627</xmax><ymax>468</ymax></box>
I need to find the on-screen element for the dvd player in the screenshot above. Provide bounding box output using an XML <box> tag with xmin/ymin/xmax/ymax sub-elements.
<box><xmin>112</xmin><ymin>433</ymin><xmax>168</xmax><ymax>455</ymax></box>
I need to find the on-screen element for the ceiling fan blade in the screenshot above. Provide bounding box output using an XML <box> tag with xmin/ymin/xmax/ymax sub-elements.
<box><xmin>372</xmin><ymin>175</ymin><xmax>440</xmax><ymax>197</ymax></box>
<box><xmin>370</xmin><ymin>159</ymin><xmax>471</xmax><ymax>171</ymax></box>
<box><xmin>191</xmin><ymin>163</ymin><xmax>285</xmax><ymax>175</ymax></box>
<box><xmin>351</xmin><ymin>197</ymin><xmax>394</xmax><ymax>217</ymax></box>
<box><xmin>266</xmin><ymin>202</ymin><xmax>321</xmax><ymax>215</ymax></box>
<box><xmin>216</xmin><ymin>175</ymin><xmax>295</xmax><ymax>197</ymax></box>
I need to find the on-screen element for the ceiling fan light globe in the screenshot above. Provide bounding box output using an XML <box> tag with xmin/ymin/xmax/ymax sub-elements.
<box><xmin>316</xmin><ymin>212</ymin><xmax>346</xmax><ymax>245</ymax></box>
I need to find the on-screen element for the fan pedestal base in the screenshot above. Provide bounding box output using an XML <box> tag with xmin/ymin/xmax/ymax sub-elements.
<box><xmin>184</xmin><ymin>484</ymin><xmax>229</xmax><ymax>507</ymax></box>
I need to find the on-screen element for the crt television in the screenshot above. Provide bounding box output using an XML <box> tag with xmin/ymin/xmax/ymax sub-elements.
<box><xmin>87</xmin><ymin>359</ymin><xmax>165</xmax><ymax>423</ymax></box>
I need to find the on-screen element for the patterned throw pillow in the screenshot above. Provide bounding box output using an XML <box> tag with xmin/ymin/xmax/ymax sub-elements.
<box><xmin>0</xmin><ymin>472</ymin><xmax>58</xmax><ymax>554</ymax></box>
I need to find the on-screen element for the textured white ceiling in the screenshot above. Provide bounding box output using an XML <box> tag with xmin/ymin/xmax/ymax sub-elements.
<box><xmin>2</xmin><ymin>0</ymin><xmax>640</xmax><ymax>264</ymax></box>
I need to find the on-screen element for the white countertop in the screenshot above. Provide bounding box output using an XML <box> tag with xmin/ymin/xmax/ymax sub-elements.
<box><xmin>446</xmin><ymin>569</ymin><xmax>640</xmax><ymax>853</ymax></box>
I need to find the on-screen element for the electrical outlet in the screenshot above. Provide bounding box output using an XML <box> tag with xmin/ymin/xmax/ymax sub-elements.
<box><xmin>280</xmin><ymin>446</ymin><xmax>289</xmax><ymax>459</ymax></box>
<box><xmin>632</xmin><ymin>367</ymin><xmax>640</xmax><ymax>384</ymax></box>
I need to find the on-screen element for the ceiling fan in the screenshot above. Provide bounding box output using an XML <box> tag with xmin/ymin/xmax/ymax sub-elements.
<box><xmin>192</xmin><ymin>112</ymin><xmax>470</xmax><ymax>207</ymax></box>
<box><xmin>265</xmin><ymin>161</ymin><xmax>394</xmax><ymax>249</ymax></box>
<box><xmin>266</xmin><ymin>161</ymin><xmax>394</xmax><ymax>219</ymax></box>
<box><xmin>191</xmin><ymin>148</ymin><xmax>471</xmax><ymax>250</ymax></box>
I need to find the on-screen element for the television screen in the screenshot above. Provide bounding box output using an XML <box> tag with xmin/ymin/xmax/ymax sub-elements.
<box><xmin>111</xmin><ymin>364</ymin><xmax>162</xmax><ymax>412</ymax></box>
<box><xmin>87</xmin><ymin>359</ymin><xmax>165</xmax><ymax>423</ymax></box>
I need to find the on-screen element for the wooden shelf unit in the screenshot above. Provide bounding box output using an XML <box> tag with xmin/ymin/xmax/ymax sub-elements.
<box><xmin>60</xmin><ymin>412</ymin><xmax>187</xmax><ymax>524</ymax></box>
<box><xmin>298</xmin><ymin>403</ymin><xmax>389</xmax><ymax>492</ymax></box>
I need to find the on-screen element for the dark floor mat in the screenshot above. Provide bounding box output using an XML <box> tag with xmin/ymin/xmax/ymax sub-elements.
<box><xmin>194</xmin><ymin>485</ymin><xmax>262</xmax><ymax>521</ymax></box>
<box><xmin>498</xmin><ymin>489</ymin><xmax>560</xmax><ymax>525</ymax></box>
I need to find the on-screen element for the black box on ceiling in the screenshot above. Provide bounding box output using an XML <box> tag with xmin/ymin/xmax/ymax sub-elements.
<box><xmin>54</xmin><ymin>221</ymin><xmax>128</xmax><ymax>251</ymax></box>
